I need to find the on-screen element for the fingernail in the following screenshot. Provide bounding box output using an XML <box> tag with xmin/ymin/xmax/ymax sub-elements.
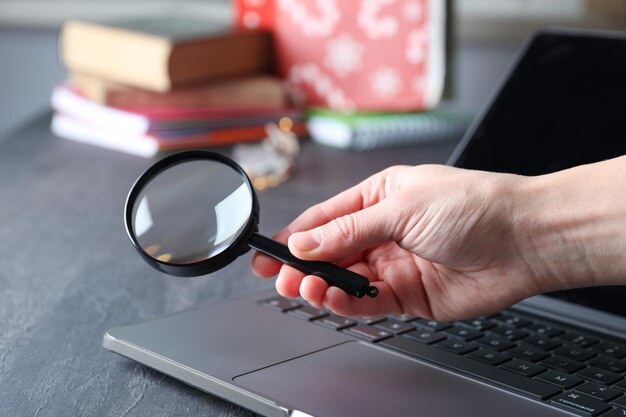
<box><xmin>290</xmin><ymin>230</ymin><xmax>321</xmax><ymax>252</ymax></box>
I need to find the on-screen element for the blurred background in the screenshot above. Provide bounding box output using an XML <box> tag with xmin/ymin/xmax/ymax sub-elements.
<box><xmin>0</xmin><ymin>0</ymin><xmax>625</xmax><ymax>141</ymax></box>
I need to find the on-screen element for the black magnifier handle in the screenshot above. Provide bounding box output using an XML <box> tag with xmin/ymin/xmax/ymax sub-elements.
<box><xmin>249</xmin><ymin>233</ymin><xmax>378</xmax><ymax>299</ymax></box>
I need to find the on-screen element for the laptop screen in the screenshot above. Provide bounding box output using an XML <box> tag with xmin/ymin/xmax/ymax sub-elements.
<box><xmin>449</xmin><ymin>30</ymin><xmax>626</xmax><ymax>317</ymax></box>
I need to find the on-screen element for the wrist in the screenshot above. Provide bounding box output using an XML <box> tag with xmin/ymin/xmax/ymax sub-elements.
<box><xmin>512</xmin><ymin>158</ymin><xmax>626</xmax><ymax>292</ymax></box>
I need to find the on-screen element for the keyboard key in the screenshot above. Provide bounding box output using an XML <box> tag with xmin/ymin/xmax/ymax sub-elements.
<box><xmin>353</xmin><ymin>316</ymin><xmax>386</xmax><ymax>325</ymax></box>
<box><xmin>436</xmin><ymin>339</ymin><xmax>479</xmax><ymax>355</ymax></box>
<box><xmin>404</xmin><ymin>329</ymin><xmax>446</xmax><ymax>345</ymax></box>
<box><xmin>602</xmin><ymin>409</ymin><xmax>626</xmax><ymax>417</ymax></box>
<box><xmin>551</xmin><ymin>391</ymin><xmax>610</xmax><ymax>416</ymax></box>
<box><xmin>576</xmin><ymin>382</ymin><xmax>621</xmax><ymax>402</ymax></box>
<box><xmin>614</xmin><ymin>380</ymin><xmax>626</xmax><ymax>391</ymax></box>
<box><xmin>389</xmin><ymin>314</ymin><xmax>420</xmax><ymax>322</ymax></box>
<box><xmin>594</xmin><ymin>342</ymin><xmax>626</xmax><ymax>359</ymax></box>
<box><xmin>315</xmin><ymin>314</ymin><xmax>356</xmax><ymax>330</ymax></box>
<box><xmin>490</xmin><ymin>326</ymin><xmax>529</xmax><ymax>341</ymax></box>
<box><xmin>468</xmin><ymin>348</ymin><xmax>512</xmax><ymax>366</ymax></box>
<box><xmin>524</xmin><ymin>335</ymin><xmax>563</xmax><ymax>351</ymax></box>
<box><xmin>588</xmin><ymin>356</ymin><xmax>626</xmax><ymax>374</ymax></box>
<box><xmin>491</xmin><ymin>313</ymin><xmax>532</xmax><ymax>328</ymax></box>
<box><xmin>475</xmin><ymin>334</ymin><xmax>516</xmax><ymax>351</ymax></box>
<box><xmin>560</xmin><ymin>333</ymin><xmax>600</xmax><ymax>349</ymax></box>
<box><xmin>614</xmin><ymin>396</ymin><xmax>626</xmax><ymax>409</ymax></box>
<box><xmin>379</xmin><ymin>337</ymin><xmax>561</xmax><ymax>400</ymax></box>
<box><xmin>554</xmin><ymin>345</ymin><xmax>597</xmax><ymax>362</ymax></box>
<box><xmin>461</xmin><ymin>318</ymin><xmax>497</xmax><ymax>331</ymax></box>
<box><xmin>501</xmin><ymin>359</ymin><xmax>546</xmax><ymax>377</ymax></box>
<box><xmin>541</xmin><ymin>356</ymin><xmax>586</xmax><ymax>373</ymax></box>
<box><xmin>537</xmin><ymin>370</ymin><xmax>584</xmax><ymax>389</ymax></box>
<box><xmin>508</xmin><ymin>344</ymin><xmax>549</xmax><ymax>362</ymax></box>
<box><xmin>288</xmin><ymin>305</ymin><xmax>328</xmax><ymax>321</ymax></box>
<box><xmin>343</xmin><ymin>324</ymin><xmax>393</xmax><ymax>342</ymax></box>
<box><xmin>577</xmin><ymin>367</ymin><xmax>623</xmax><ymax>386</ymax></box>
<box><xmin>416</xmin><ymin>319</ymin><xmax>452</xmax><ymax>332</ymax></box>
<box><xmin>262</xmin><ymin>297</ymin><xmax>301</xmax><ymax>312</ymax></box>
<box><xmin>526</xmin><ymin>323</ymin><xmax>564</xmax><ymax>338</ymax></box>
<box><xmin>375</xmin><ymin>320</ymin><xmax>415</xmax><ymax>335</ymax></box>
<box><xmin>444</xmin><ymin>326</ymin><xmax>482</xmax><ymax>341</ymax></box>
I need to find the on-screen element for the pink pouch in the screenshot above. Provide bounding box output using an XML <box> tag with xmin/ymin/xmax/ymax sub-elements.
<box><xmin>235</xmin><ymin>0</ymin><xmax>446</xmax><ymax>112</ymax></box>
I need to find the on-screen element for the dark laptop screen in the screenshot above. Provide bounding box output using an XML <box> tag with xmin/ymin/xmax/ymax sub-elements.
<box><xmin>450</xmin><ymin>30</ymin><xmax>626</xmax><ymax>317</ymax></box>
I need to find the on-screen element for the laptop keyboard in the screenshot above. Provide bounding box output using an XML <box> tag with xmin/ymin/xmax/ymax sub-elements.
<box><xmin>261</xmin><ymin>297</ymin><xmax>626</xmax><ymax>417</ymax></box>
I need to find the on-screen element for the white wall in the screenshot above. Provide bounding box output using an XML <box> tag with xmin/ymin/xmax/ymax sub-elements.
<box><xmin>0</xmin><ymin>29</ymin><xmax>65</xmax><ymax>139</ymax></box>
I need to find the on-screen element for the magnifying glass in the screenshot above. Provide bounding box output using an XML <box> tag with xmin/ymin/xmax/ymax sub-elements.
<box><xmin>124</xmin><ymin>151</ymin><xmax>379</xmax><ymax>299</ymax></box>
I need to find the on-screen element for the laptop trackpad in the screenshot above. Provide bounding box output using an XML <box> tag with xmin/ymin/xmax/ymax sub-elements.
<box><xmin>234</xmin><ymin>341</ymin><xmax>570</xmax><ymax>417</ymax></box>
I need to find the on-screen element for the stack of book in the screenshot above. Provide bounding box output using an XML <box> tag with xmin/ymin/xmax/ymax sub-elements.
<box><xmin>51</xmin><ymin>18</ymin><xmax>304</xmax><ymax>157</ymax></box>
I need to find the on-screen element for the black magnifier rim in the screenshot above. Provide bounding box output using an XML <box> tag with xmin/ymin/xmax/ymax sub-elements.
<box><xmin>124</xmin><ymin>150</ymin><xmax>260</xmax><ymax>277</ymax></box>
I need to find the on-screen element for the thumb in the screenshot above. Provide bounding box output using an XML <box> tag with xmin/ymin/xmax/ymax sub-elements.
<box><xmin>287</xmin><ymin>200</ymin><xmax>400</xmax><ymax>261</ymax></box>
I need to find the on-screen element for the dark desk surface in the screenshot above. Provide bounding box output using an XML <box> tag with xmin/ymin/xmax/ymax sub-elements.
<box><xmin>0</xmin><ymin>114</ymin><xmax>455</xmax><ymax>416</ymax></box>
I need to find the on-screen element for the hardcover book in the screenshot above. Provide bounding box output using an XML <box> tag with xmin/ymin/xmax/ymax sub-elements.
<box><xmin>61</xmin><ymin>18</ymin><xmax>273</xmax><ymax>92</ymax></box>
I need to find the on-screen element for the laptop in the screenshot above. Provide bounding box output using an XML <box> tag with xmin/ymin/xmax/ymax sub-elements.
<box><xmin>104</xmin><ymin>29</ymin><xmax>626</xmax><ymax>417</ymax></box>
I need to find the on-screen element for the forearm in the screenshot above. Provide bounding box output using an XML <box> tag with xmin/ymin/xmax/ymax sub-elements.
<box><xmin>514</xmin><ymin>155</ymin><xmax>626</xmax><ymax>292</ymax></box>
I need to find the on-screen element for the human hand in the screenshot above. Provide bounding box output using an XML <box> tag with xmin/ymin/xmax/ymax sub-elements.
<box><xmin>252</xmin><ymin>164</ymin><xmax>549</xmax><ymax>320</ymax></box>
<box><xmin>252</xmin><ymin>156</ymin><xmax>626</xmax><ymax>320</ymax></box>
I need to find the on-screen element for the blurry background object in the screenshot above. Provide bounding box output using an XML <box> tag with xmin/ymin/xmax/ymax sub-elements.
<box><xmin>234</xmin><ymin>0</ymin><xmax>462</xmax><ymax>149</ymax></box>
<box><xmin>60</xmin><ymin>18</ymin><xmax>272</xmax><ymax>91</ymax></box>
<box><xmin>71</xmin><ymin>73</ymin><xmax>287</xmax><ymax>108</ymax></box>
<box><xmin>1</xmin><ymin>0</ymin><xmax>625</xmax><ymax>142</ymax></box>
<box><xmin>47</xmin><ymin>15</ymin><xmax>307</xmax><ymax>156</ymax></box>
<box><xmin>307</xmin><ymin>106</ymin><xmax>470</xmax><ymax>150</ymax></box>
<box><xmin>235</xmin><ymin>0</ymin><xmax>448</xmax><ymax>112</ymax></box>
<box><xmin>456</xmin><ymin>0</ymin><xmax>626</xmax><ymax>41</ymax></box>
<box><xmin>232</xmin><ymin>117</ymin><xmax>300</xmax><ymax>191</ymax></box>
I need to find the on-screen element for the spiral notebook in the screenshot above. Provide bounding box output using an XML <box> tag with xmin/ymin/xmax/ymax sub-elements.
<box><xmin>307</xmin><ymin>108</ymin><xmax>470</xmax><ymax>150</ymax></box>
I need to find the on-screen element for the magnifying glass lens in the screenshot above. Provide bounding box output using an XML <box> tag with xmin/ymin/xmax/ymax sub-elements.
<box><xmin>131</xmin><ymin>159</ymin><xmax>253</xmax><ymax>264</ymax></box>
<box><xmin>126</xmin><ymin>151</ymin><xmax>377</xmax><ymax>298</ymax></box>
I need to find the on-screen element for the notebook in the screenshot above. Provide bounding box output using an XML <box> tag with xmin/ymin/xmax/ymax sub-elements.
<box><xmin>307</xmin><ymin>107</ymin><xmax>470</xmax><ymax>150</ymax></box>
<box><xmin>104</xmin><ymin>28</ymin><xmax>626</xmax><ymax>417</ymax></box>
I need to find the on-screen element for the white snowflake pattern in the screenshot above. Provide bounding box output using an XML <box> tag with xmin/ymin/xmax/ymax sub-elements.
<box><xmin>242</xmin><ymin>11</ymin><xmax>261</xmax><ymax>29</ymax></box>
<box><xmin>288</xmin><ymin>63</ymin><xmax>355</xmax><ymax>110</ymax></box>
<box><xmin>314</xmin><ymin>76</ymin><xmax>332</xmax><ymax>96</ymax></box>
<box><xmin>278</xmin><ymin>0</ymin><xmax>340</xmax><ymax>38</ymax></box>
<box><xmin>370</xmin><ymin>67</ymin><xmax>402</xmax><ymax>99</ymax></box>
<box><xmin>406</xmin><ymin>29</ymin><xmax>427</xmax><ymax>64</ymax></box>
<box><xmin>324</xmin><ymin>33</ymin><xmax>365</xmax><ymax>78</ymax></box>
<box><xmin>357</xmin><ymin>0</ymin><xmax>399</xmax><ymax>39</ymax></box>
<box><xmin>403</xmin><ymin>0</ymin><xmax>423</xmax><ymax>22</ymax></box>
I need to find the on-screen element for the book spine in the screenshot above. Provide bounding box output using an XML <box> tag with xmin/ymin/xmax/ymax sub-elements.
<box><xmin>61</xmin><ymin>21</ymin><xmax>172</xmax><ymax>92</ymax></box>
<box><xmin>51</xmin><ymin>114</ymin><xmax>158</xmax><ymax>158</ymax></box>
<box><xmin>157</xmin><ymin>122</ymin><xmax>307</xmax><ymax>149</ymax></box>
<box><xmin>168</xmin><ymin>31</ymin><xmax>273</xmax><ymax>87</ymax></box>
<box><xmin>51</xmin><ymin>84</ymin><xmax>151</xmax><ymax>135</ymax></box>
<box><xmin>52</xmin><ymin>112</ymin><xmax>307</xmax><ymax>156</ymax></box>
<box><xmin>72</xmin><ymin>74</ymin><xmax>288</xmax><ymax>109</ymax></box>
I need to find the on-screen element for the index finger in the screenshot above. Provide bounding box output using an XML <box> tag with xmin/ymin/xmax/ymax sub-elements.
<box><xmin>251</xmin><ymin>166</ymin><xmax>405</xmax><ymax>277</ymax></box>
<box><xmin>250</xmin><ymin>180</ymin><xmax>366</xmax><ymax>277</ymax></box>
<box><xmin>282</xmin><ymin>166</ymin><xmax>400</xmax><ymax>237</ymax></box>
